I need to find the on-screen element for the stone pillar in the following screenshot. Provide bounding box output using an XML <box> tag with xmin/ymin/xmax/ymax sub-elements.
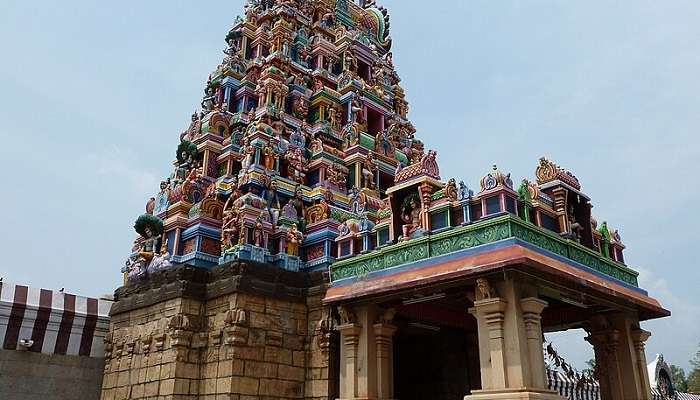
<box><xmin>353</xmin><ymin>161</ymin><xmax>362</xmax><ymax>190</ymax></box>
<box><xmin>587</xmin><ymin>314</ymin><xmax>652</xmax><ymax>400</ymax></box>
<box><xmin>585</xmin><ymin>331</ymin><xmax>616</xmax><ymax>400</ymax></box>
<box><xmin>374</xmin><ymin>323</ymin><xmax>397</xmax><ymax>400</ymax></box>
<box><xmin>631</xmin><ymin>329</ymin><xmax>652</xmax><ymax>400</ymax></box>
<box><xmin>338</xmin><ymin>323</ymin><xmax>361</xmax><ymax>399</ymax></box>
<box><xmin>521</xmin><ymin>297</ymin><xmax>549</xmax><ymax>389</ymax></box>
<box><xmin>337</xmin><ymin>305</ymin><xmax>392</xmax><ymax>400</ymax></box>
<box><xmin>241</xmin><ymin>36</ymin><xmax>249</xmax><ymax>59</ymax></box>
<box><xmin>461</xmin><ymin>199</ymin><xmax>472</xmax><ymax>225</ymax></box>
<box><xmin>551</xmin><ymin>187</ymin><xmax>568</xmax><ymax>234</ymax></box>
<box><xmin>470</xmin><ymin>298</ymin><xmax>508</xmax><ymax>390</ymax></box>
<box><xmin>465</xmin><ymin>278</ymin><xmax>563</xmax><ymax>400</ymax></box>
<box><xmin>608</xmin><ymin>330</ymin><xmax>625</xmax><ymax>399</ymax></box>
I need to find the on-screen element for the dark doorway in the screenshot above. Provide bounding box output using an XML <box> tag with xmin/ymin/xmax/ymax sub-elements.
<box><xmin>393</xmin><ymin>320</ymin><xmax>479</xmax><ymax>400</ymax></box>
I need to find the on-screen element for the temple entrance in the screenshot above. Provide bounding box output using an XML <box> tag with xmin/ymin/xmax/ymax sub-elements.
<box><xmin>389</xmin><ymin>290</ymin><xmax>481</xmax><ymax>400</ymax></box>
<box><xmin>394</xmin><ymin>323</ymin><xmax>478</xmax><ymax>400</ymax></box>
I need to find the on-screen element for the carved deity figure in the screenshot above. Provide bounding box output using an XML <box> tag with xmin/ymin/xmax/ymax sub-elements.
<box><xmin>175</xmin><ymin>144</ymin><xmax>195</xmax><ymax>181</ymax></box>
<box><xmin>309</xmin><ymin>134</ymin><xmax>323</xmax><ymax>153</ymax></box>
<box><xmin>384</xmin><ymin>51</ymin><xmax>394</xmax><ymax>68</ymax></box>
<box><xmin>127</xmin><ymin>215</ymin><xmax>171</xmax><ymax>282</ymax></box>
<box><xmin>289</xmin><ymin>186</ymin><xmax>306</xmax><ymax>230</ymax></box>
<box><xmin>224</xmin><ymin>38</ymin><xmax>241</xmax><ymax>58</ymax></box>
<box><xmin>286</xmin><ymin>148</ymin><xmax>307</xmax><ymax>184</ymax></box>
<box><xmin>275</xmin><ymin>130</ymin><xmax>289</xmax><ymax>154</ymax></box>
<box><xmin>476</xmin><ymin>278</ymin><xmax>497</xmax><ymax>300</ymax></box>
<box><xmin>285</xmin><ymin>224</ymin><xmax>304</xmax><ymax>256</ymax></box>
<box><xmin>567</xmin><ymin>205</ymin><xmax>583</xmax><ymax>242</ymax></box>
<box><xmin>361</xmin><ymin>152</ymin><xmax>376</xmax><ymax>189</ymax></box>
<box><xmin>240</xmin><ymin>138</ymin><xmax>255</xmax><ymax>171</ymax></box>
<box><xmin>148</xmin><ymin>238</ymin><xmax>172</xmax><ymax>275</ymax></box>
<box><xmin>376</xmin><ymin>128</ymin><xmax>393</xmax><ymax>156</ymax></box>
<box><xmin>202</xmin><ymin>87</ymin><xmax>216</xmax><ymax>111</ymax></box>
<box><xmin>262</xmin><ymin>180</ymin><xmax>281</xmax><ymax>226</ymax></box>
<box><xmin>378</xmin><ymin>308</ymin><xmax>396</xmax><ymax>324</ymax></box>
<box><xmin>253</xmin><ymin>214</ymin><xmax>265</xmax><ymax>247</ymax></box>
<box><xmin>327</xmin><ymin>106</ymin><xmax>342</xmax><ymax>130</ymax></box>
<box><xmin>262</xmin><ymin>143</ymin><xmax>276</xmax><ymax>170</ymax></box>
<box><xmin>181</xmin><ymin>112</ymin><xmax>201</xmax><ymax>142</ymax></box>
<box><xmin>320</xmin><ymin>8</ymin><xmax>335</xmax><ymax>29</ymax></box>
<box><xmin>289</xmin><ymin>126</ymin><xmax>306</xmax><ymax>148</ymax></box>
<box><xmin>458</xmin><ymin>181</ymin><xmax>473</xmax><ymax>201</ymax></box>
<box><xmin>327</xmin><ymin>163</ymin><xmax>346</xmax><ymax>188</ymax></box>
<box><xmin>292</xmin><ymin>96</ymin><xmax>308</xmax><ymax>118</ymax></box>
<box><xmin>351</xmin><ymin>96</ymin><xmax>365</xmax><ymax>124</ymax></box>
<box><xmin>517</xmin><ymin>179</ymin><xmax>532</xmax><ymax>203</ymax></box>
<box><xmin>337</xmin><ymin>306</ymin><xmax>354</xmax><ymax>325</ymax></box>
<box><xmin>343</xmin><ymin>49</ymin><xmax>356</xmax><ymax>72</ymax></box>
<box><xmin>221</xmin><ymin>208</ymin><xmax>241</xmax><ymax>253</ymax></box>
<box><xmin>139</xmin><ymin>227</ymin><xmax>159</xmax><ymax>260</ymax></box>
<box><xmin>445</xmin><ymin>178</ymin><xmax>458</xmax><ymax>201</ymax></box>
<box><xmin>145</xmin><ymin>197</ymin><xmax>156</xmax><ymax>215</ymax></box>
<box><xmin>372</xmin><ymin>64</ymin><xmax>385</xmax><ymax>88</ymax></box>
<box><xmin>401</xmin><ymin>195</ymin><xmax>422</xmax><ymax>240</ymax></box>
<box><xmin>349</xmin><ymin>186</ymin><xmax>365</xmax><ymax>215</ymax></box>
<box><xmin>341</xmin><ymin>122</ymin><xmax>359</xmax><ymax>149</ymax></box>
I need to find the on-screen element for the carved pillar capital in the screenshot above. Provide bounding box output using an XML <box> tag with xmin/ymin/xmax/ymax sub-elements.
<box><xmin>585</xmin><ymin>325</ymin><xmax>625</xmax><ymax>400</ymax></box>
<box><xmin>337</xmin><ymin>323</ymin><xmax>362</xmax><ymax>343</ymax></box>
<box><xmin>471</xmin><ymin>298</ymin><xmax>508</xmax><ymax>338</ymax></box>
<box><xmin>520</xmin><ymin>297</ymin><xmax>547</xmax><ymax>336</ymax></box>
<box><xmin>607</xmin><ymin>329</ymin><xmax>621</xmax><ymax>355</ymax></box>
<box><xmin>373</xmin><ymin>323</ymin><xmax>397</xmax><ymax>339</ymax></box>
<box><xmin>631</xmin><ymin>329</ymin><xmax>651</xmax><ymax>351</ymax></box>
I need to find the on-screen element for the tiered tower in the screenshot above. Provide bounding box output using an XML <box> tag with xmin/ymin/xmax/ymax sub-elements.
<box><xmin>107</xmin><ymin>2</ymin><xmax>668</xmax><ymax>400</ymax></box>
<box><xmin>126</xmin><ymin>0</ymin><xmax>410</xmax><ymax>279</ymax></box>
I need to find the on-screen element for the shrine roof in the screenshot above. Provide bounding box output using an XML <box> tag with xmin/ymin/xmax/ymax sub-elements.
<box><xmin>325</xmin><ymin>214</ymin><xmax>667</xmax><ymax>319</ymax></box>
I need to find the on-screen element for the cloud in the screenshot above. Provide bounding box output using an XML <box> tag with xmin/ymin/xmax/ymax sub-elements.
<box><xmin>84</xmin><ymin>146</ymin><xmax>160</xmax><ymax>197</ymax></box>
<box><xmin>637</xmin><ymin>266</ymin><xmax>700</xmax><ymax>370</ymax></box>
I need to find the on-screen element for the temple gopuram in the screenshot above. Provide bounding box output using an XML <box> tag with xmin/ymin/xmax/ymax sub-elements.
<box><xmin>104</xmin><ymin>1</ymin><xmax>670</xmax><ymax>400</ymax></box>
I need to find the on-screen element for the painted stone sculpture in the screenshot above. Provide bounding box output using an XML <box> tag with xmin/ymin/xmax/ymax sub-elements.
<box><xmin>126</xmin><ymin>214</ymin><xmax>171</xmax><ymax>282</ymax></box>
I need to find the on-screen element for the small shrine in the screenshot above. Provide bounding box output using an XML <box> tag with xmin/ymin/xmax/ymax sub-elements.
<box><xmin>106</xmin><ymin>2</ymin><xmax>669</xmax><ymax>400</ymax></box>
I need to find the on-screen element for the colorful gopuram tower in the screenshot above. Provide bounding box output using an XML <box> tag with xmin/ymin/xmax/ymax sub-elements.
<box><xmin>104</xmin><ymin>1</ymin><xmax>669</xmax><ymax>400</ymax></box>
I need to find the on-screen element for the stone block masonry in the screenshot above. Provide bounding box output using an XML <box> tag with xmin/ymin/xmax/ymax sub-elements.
<box><xmin>101</xmin><ymin>262</ymin><xmax>338</xmax><ymax>400</ymax></box>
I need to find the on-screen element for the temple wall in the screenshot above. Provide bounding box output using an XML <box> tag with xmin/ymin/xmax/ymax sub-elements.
<box><xmin>304</xmin><ymin>287</ymin><xmax>339</xmax><ymax>400</ymax></box>
<box><xmin>100</xmin><ymin>264</ymin><xmax>337</xmax><ymax>400</ymax></box>
<box><xmin>0</xmin><ymin>349</ymin><xmax>104</xmax><ymax>400</ymax></box>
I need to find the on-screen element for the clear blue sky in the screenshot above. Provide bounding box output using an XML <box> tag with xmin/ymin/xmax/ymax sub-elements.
<box><xmin>1</xmin><ymin>1</ymin><xmax>698</xmax><ymax>371</ymax></box>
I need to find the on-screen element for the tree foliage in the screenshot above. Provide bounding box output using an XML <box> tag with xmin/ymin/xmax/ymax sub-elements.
<box><xmin>688</xmin><ymin>342</ymin><xmax>700</xmax><ymax>393</ymax></box>
<box><xmin>583</xmin><ymin>358</ymin><xmax>596</xmax><ymax>376</ymax></box>
<box><xmin>670</xmin><ymin>365</ymin><xmax>688</xmax><ymax>392</ymax></box>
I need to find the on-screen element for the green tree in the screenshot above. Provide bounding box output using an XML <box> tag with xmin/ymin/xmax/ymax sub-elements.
<box><xmin>688</xmin><ymin>343</ymin><xmax>700</xmax><ymax>393</ymax></box>
<box><xmin>583</xmin><ymin>358</ymin><xmax>596</xmax><ymax>376</ymax></box>
<box><xmin>670</xmin><ymin>365</ymin><xmax>688</xmax><ymax>392</ymax></box>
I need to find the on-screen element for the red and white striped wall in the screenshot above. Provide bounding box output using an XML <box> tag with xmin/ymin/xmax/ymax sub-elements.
<box><xmin>0</xmin><ymin>282</ymin><xmax>112</xmax><ymax>358</ymax></box>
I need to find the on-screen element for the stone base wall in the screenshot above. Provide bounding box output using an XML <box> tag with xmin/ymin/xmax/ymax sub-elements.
<box><xmin>304</xmin><ymin>287</ymin><xmax>339</xmax><ymax>400</ymax></box>
<box><xmin>101</xmin><ymin>263</ymin><xmax>337</xmax><ymax>400</ymax></box>
<box><xmin>0</xmin><ymin>349</ymin><xmax>104</xmax><ymax>400</ymax></box>
<box><xmin>101</xmin><ymin>296</ymin><xmax>202</xmax><ymax>399</ymax></box>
